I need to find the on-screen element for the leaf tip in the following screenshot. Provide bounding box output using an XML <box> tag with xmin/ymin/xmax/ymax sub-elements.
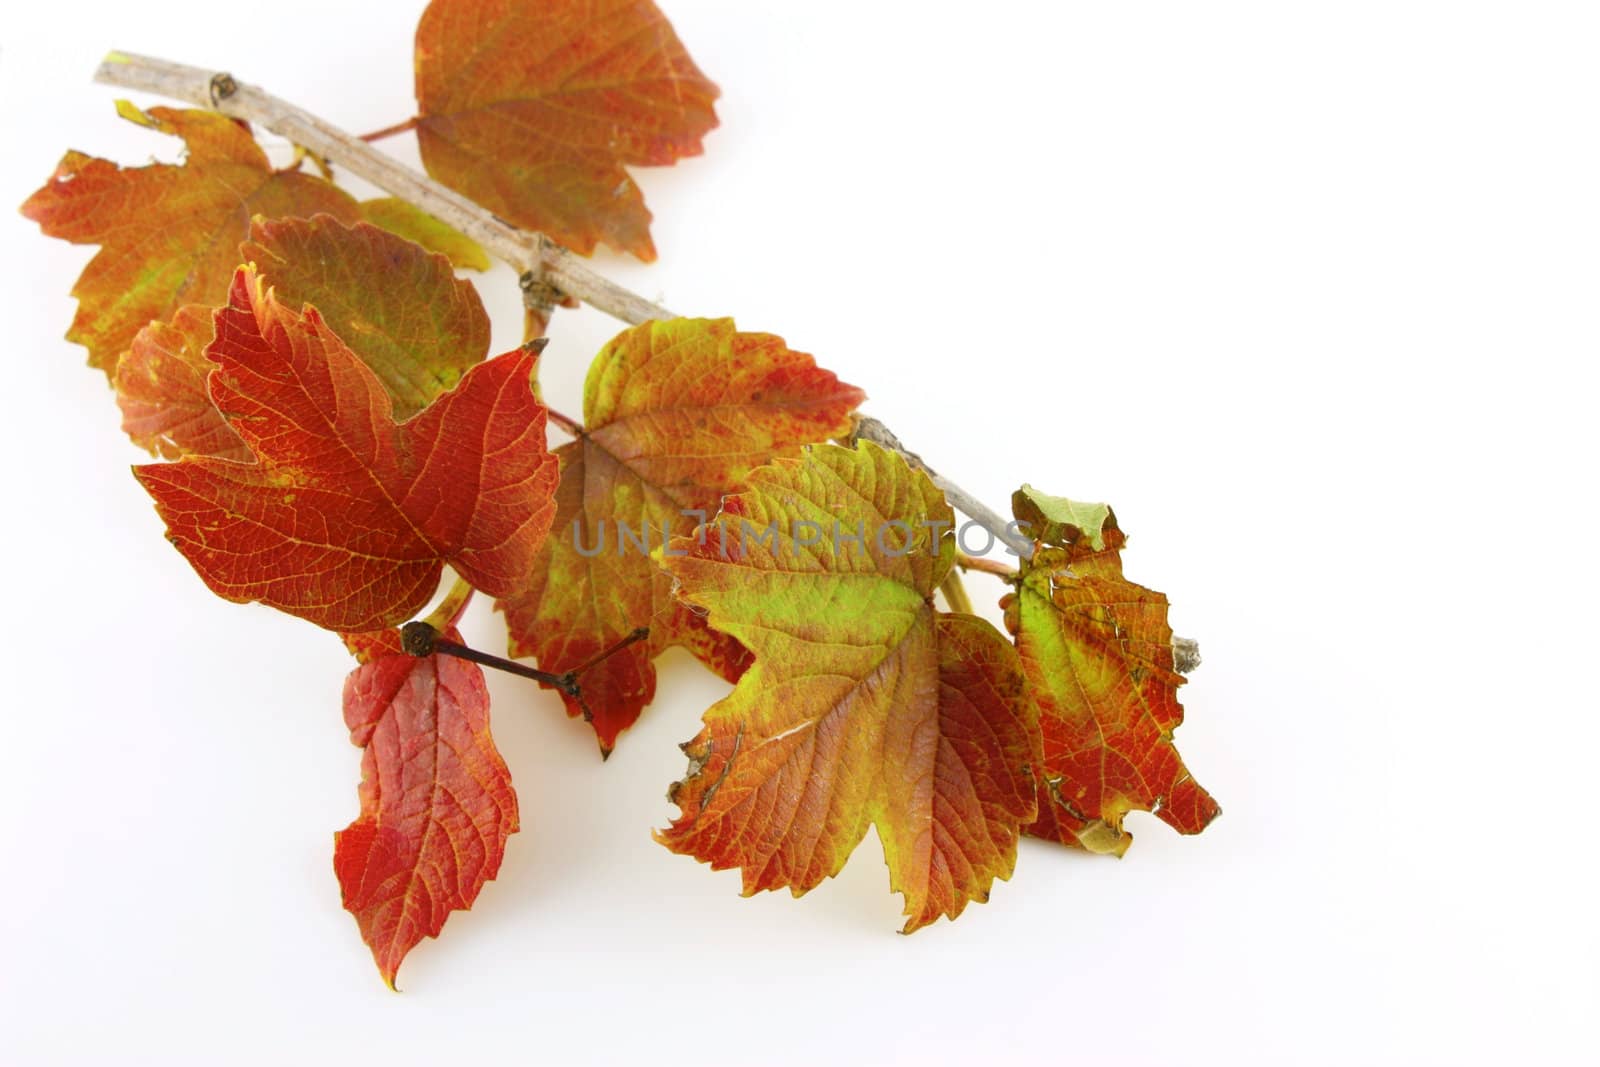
<box><xmin>113</xmin><ymin>98</ymin><xmax>155</xmax><ymax>129</ymax></box>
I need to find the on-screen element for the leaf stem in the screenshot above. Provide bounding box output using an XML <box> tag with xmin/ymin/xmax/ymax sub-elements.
<box><xmin>358</xmin><ymin>115</ymin><xmax>419</xmax><ymax>142</ymax></box>
<box><xmin>956</xmin><ymin>552</ymin><xmax>1019</xmax><ymax>579</ymax></box>
<box><xmin>938</xmin><ymin>571</ymin><xmax>975</xmax><ymax>615</ymax></box>
<box><xmin>402</xmin><ymin>621</ymin><xmax>571</xmax><ymax>688</ymax></box>
<box><xmin>421</xmin><ymin>577</ymin><xmax>475</xmax><ymax>632</ymax></box>
<box><xmin>399</xmin><ymin>622</ymin><xmax>652</xmax><ymax>727</ymax></box>
<box><xmin>546</xmin><ymin>407</ymin><xmax>585</xmax><ymax>437</ymax></box>
<box><xmin>566</xmin><ymin>627</ymin><xmax>651</xmax><ymax>677</ymax></box>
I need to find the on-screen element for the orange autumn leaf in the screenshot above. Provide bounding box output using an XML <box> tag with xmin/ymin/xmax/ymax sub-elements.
<box><xmin>335</xmin><ymin>626</ymin><xmax>517</xmax><ymax>989</ymax></box>
<box><xmin>135</xmin><ymin>267</ymin><xmax>558</xmax><ymax>632</ymax></box>
<box><xmin>355</xmin><ymin>197</ymin><xmax>491</xmax><ymax>272</ymax></box>
<box><xmin>656</xmin><ymin>442</ymin><xmax>1037</xmax><ymax>932</ymax></box>
<box><xmin>1002</xmin><ymin>486</ymin><xmax>1220</xmax><ymax>855</ymax></box>
<box><xmin>413</xmin><ymin>0</ymin><xmax>720</xmax><ymax>260</ymax></box>
<box><xmin>19</xmin><ymin>102</ymin><xmax>357</xmax><ymax>376</ymax></box>
<box><xmin>498</xmin><ymin>318</ymin><xmax>863</xmax><ymax>755</ymax></box>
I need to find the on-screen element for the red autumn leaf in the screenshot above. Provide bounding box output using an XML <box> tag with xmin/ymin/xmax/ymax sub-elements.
<box><xmin>335</xmin><ymin>625</ymin><xmax>517</xmax><ymax>989</ymax></box>
<box><xmin>1002</xmin><ymin>486</ymin><xmax>1220</xmax><ymax>855</ymax></box>
<box><xmin>413</xmin><ymin>0</ymin><xmax>720</xmax><ymax>260</ymax></box>
<box><xmin>135</xmin><ymin>266</ymin><xmax>558</xmax><ymax>632</ymax></box>
<box><xmin>19</xmin><ymin>102</ymin><xmax>357</xmax><ymax>376</ymax></box>
<box><xmin>498</xmin><ymin>318</ymin><xmax>863</xmax><ymax>754</ymax></box>
<box><xmin>115</xmin><ymin>305</ymin><xmax>249</xmax><ymax>462</ymax></box>
<box><xmin>656</xmin><ymin>442</ymin><xmax>1038</xmax><ymax>931</ymax></box>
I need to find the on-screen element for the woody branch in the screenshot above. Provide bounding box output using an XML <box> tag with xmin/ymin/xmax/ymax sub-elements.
<box><xmin>92</xmin><ymin>50</ymin><xmax>1200</xmax><ymax>673</ymax></box>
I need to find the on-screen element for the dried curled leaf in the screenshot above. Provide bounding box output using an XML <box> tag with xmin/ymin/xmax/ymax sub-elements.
<box><xmin>656</xmin><ymin>442</ymin><xmax>1037</xmax><ymax>932</ymax></box>
<box><xmin>414</xmin><ymin>0</ymin><xmax>720</xmax><ymax>260</ymax></box>
<box><xmin>1002</xmin><ymin>486</ymin><xmax>1220</xmax><ymax>855</ymax></box>
<box><xmin>19</xmin><ymin>103</ymin><xmax>356</xmax><ymax>375</ymax></box>
<box><xmin>498</xmin><ymin>317</ymin><xmax>864</xmax><ymax>754</ymax></box>
<box><xmin>135</xmin><ymin>267</ymin><xmax>558</xmax><ymax>632</ymax></box>
<box><xmin>335</xmin><ymin>626</ymin><xmax>517</xmax><ymax>989</ymax></box>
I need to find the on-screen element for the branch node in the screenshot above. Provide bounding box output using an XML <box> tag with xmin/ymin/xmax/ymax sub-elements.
<box><xmin>208</xmin><ymin>71</ymin><xmax>237</xmax><ymax>104</ymax></box>
<box><xmin>400</xmin><ymin>620</ymin><xmax>438</xmax><ymax>658</ymax></box>
<box><xmin>519</xmin><ymin>268</ymin><xmax>568</xmax><ymax>313</ymax></box>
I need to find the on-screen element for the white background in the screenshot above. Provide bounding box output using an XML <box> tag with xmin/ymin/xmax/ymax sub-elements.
<box><xmin>2</xmin><ymin>2</ymin><xmax>1596</xmax><ymax>1064</ymax></box>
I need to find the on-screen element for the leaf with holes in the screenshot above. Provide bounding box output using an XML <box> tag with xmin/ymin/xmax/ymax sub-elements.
<box><xmin>498</xmin><ymin>317</ymin><xmax>863</xmax><ymax>755</ymax></box>
<box><xmin>19</xmin><ymin>102</ymin><xmax>357</xmax><ymax>376</ymax></box>
<box><xmin>1002</xmin><ymin>485</ymin><xmax>1220</xmax><ymax>855</ymax></box>
<box><xmin>135</xmin><ymin>266</ymin><xmax>558</xmax><ymax>632</ymax></box>
<box><xmin>414</xmin><ymin>0</ymin><xmax>719</xmax><ymax>260</ymax></box>
<box><xmin>655</xmin><ymin>442</ymin><xmax>1037</xmax><ymax>932</ymax></box>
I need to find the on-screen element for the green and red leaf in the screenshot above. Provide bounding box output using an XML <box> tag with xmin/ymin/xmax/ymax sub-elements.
<box><xmin>243</xmin><ymin>214</ymin><xmax>492</xmax><ymax>419</ymax></box>
<box><xmin>498</xmin><ymin>317</ymin><xmax>863</xmax><ymax>754</ymax></box>
<box><xmin>1002</xmin><ymin>485</ymin><xmax>1220</xmax><ymax>855</ymax></box>
<box><xmin>656</xmin><ymin>442</ymin><xmax>1037</xmax><ymax>931</ymax></box>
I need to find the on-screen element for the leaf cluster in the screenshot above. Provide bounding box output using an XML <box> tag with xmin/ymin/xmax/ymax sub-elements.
<box><xmin>21</xmin><ymin>0</ymin><xmax>1218</xmax><ymax>987</ymax></box>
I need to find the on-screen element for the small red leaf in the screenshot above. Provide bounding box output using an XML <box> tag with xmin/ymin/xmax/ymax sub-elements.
<box><xmin>335</xmin><ymin>628</ymin><xmax>517</xmax><ymax>989</ymax></box>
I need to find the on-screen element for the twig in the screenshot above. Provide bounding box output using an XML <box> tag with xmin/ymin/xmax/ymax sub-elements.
<box><xmin>89</xmin><ymin>53</ymin><xmax>994</xmax><ymax>540</ymax></box>
<box><xmin>849</xmin><ymin>416</ymin><xmax>1034</xmax><ymax>559</ymax></box>
<box><xmin>95</xmin><ymin>51</ymin><xmax>670</xmax><ymax>328</ymax></box>
<box><xmin>400</xmin><ymin>622</ymin><xmax>651</xmax><ymax>709</ymax></box>
<box><xmin>93</xmin><ymin>50</ymin><xmax>1200</xmax><ymax>671</ymax></box>
<box><xmin>401</xmin><ymin>621</ymin><xmax>571</xmax><ymax>690</ymax></box>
